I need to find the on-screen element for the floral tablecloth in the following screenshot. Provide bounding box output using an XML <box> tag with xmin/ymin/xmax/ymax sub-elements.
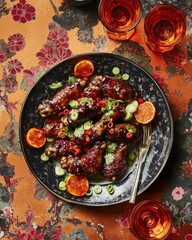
<box><xmin>0</xmin><ymin>0</ymin><xmax>192</xmax><ymax>239</ymax></box>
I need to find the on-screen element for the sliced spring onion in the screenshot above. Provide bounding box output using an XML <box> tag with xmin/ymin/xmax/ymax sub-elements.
<box><xmin>58</xmin><ymin>181</ymin><xmax>66</xmax><ymax>191</ymax></box>
<box><xmin>127</xmin><ymin>152</ymin><xmax>137</xmax><ymax>166</ymax></box>
<box><xmin>67</xmin><ymin>129</ymin><xmax>74</xmax><ymax>138</ymax></box>
<box><xmin>46</xmin><ymin>137</ymin><xmax>54</xmax><ymax>142</ymax></box>
<box><xmin>115</xmin><ymin>74</ymin><xmax>122</xmax><ymax>80</ymax></box>
<box><xmin>86</xmin><ymin>188</ymin><xmax>93</xmax><ymax>196</ymax></box>
<box><xmin>69</xmin><ymin>100</ymin><xmax>79</xmax><ymax>108</ymax></box>
<box><xmin>128</xmin><ymin>152</ymin><xmax>136</xmax><ymax>161</ymax></box>
<box><xmin>74</xmin><ymin>125</ymin><xmax>84</xmax><ymax>138</ymax></box>
<box><xmin>112</xmin><ymin>67</ymin><xmax>120</xmax><ymax>75</ymax></box>
<box><xmin>40</xmin><ymin>153</ymin><xmax>49</xmax><ymax>161</ymax></box>
<box><xmin>107</xmin><ymin>142</ymin><xmax>118</xmax><ymax>153</ymax></box>
<box><xmin>67</xmin><ymin>76</ymin><xmax>75</xmax><ymax>84</ymax></box>
<box><xmin>106</xmin><ymin>184</ymin><xmax>115</xmax><ymax>195</ymax></box>
<box><xmin>104</xmin><ymin>153</ymin><xmax>115</xmax><ymax>165</ymax></box>
<box><xmin>123</xmin><ymin>111</ymin><xmax>133</xmax><ymax>121</ymax></box>
<box><xmin>122</xmin><ymin>73</ymin><xmax>130</xmax><ymax>81</ymax></box>
<box><xmin>125</xmin><ymin>100</ymin><xmax>139</xmax><ymax>113</ymax></box>
<box><xmin>93</xmin><ymin>185</ymin><xmax>102</xmax><ymax>194</ymax></box>
<box><xmin>128</xmin><ymin>126</ymin><xmax>136</xmax><ymax>133</ymax></box>
<box><xmin>70</xmin><ymin>109</ymin><xmax>78</xmax><ymax>121</ymax></box>
<box><xmin>114</xmin><ymin>85</ymin><xmax>120</xmax><ymax>91</ymax></box>
<box><xmin>80</xmin><ymin>97</ymin><xmax>89</xmax><ymax>104</ymax></box>
<box><xmin>84</xmin><ymin>120</ymin><xmax>93</xmax><ymax>130</ymax></box>
<box><xmin>55</xmin><ymin>166</ymin><xmax>66</xmax><ymax>176</ymax></box>
<box><xmin>49</xmin><ymin>82</ymin><xmax>63</xmax><ymax>89</ymax></box>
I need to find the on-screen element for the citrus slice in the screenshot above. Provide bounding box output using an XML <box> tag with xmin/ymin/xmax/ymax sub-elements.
<box><xmin>66</xmin><ymin>174</ymin><xmax>89</xmax><ymax>197</ymax></box>
<box><xmin>74</xmin><ymin>60</ymin><xmax>94</xmax><ymax>77</ymax></box>
<box><xmin>134</xmin><ymin>101</ymin><xmax>156</xmax><ymax>124</ymax></box>
<box><xmin>26</xmin><ymin>128</ymin><xmax>46</xmax><ymax>148</ymax></box>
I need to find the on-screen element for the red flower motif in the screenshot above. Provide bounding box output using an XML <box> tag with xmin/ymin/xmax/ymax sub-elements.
<box><xmin>23</xmin><ymin>66</ymin><xmax>40</xmax><ymax>78</ymax></box>
<box><xmin>36</xmin><ymin>45</ymin><xmax>57</xmax><ymax>67</ymax></box>
<box><xmin>47</xmin><ymin>27</ymin><xmax>69</xmax><ymax>49</ymax></box>
<box><xmin>11</xmin><ymin>0</ymin><xmax>36</xmax><ymax>23</ymax></box>
<box><xmin>28</xmin><ymin>229</ymin><xmax>43</xmax><ymax>240</ymax></box>
<box><xmin>8</xmin><ymin>33</ymin><xmax>25</xmax><ymax>52</ymax></box>
<box><xmin>54</xmin><ymin>47</ymin><xmax>72</xmax><ymax>62</ymax></box>
<box><xmin>0</xmin><ymin>51</ymin><xmax>6</xmax><ymax>63</ymax></box>
<box><xmin>10</xmin><ymin>229</ymin><xmax>42</xmax><ymax>240</ymax></box>
<box><xmin>8</xmin><ymin>59</ymin><xmax>23</xmax><ymax>75</ymax></box>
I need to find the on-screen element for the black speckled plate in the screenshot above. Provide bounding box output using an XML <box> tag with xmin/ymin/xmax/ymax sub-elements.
<box><xmin>19</xmin><ymin>53</ymin><xmax>173</xmax><ymax>206</ymax></box>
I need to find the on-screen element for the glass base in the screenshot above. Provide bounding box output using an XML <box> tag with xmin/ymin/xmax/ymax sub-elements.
<box><xmin>145</xmin><ymin>36</ymin><xmax>174</xmax><ymax>52</ymax></box>
<box><xmin>106</xmin><ymin>28</ymin><xmax>135</xmax><ymax>41</ymax></box>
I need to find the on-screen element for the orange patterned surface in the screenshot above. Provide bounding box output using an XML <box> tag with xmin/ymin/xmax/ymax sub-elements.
<box><xmin>0</xmin><ymin>0</ymin><xmax>192</xmax><ymax>239</ymax></box>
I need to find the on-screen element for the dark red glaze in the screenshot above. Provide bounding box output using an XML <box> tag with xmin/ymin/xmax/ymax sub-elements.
<box><xmin>106</xmin><ymin>123</ymin><xmax>142</xmax><ymax>143</ymax></box>
<box><xmin>45</xmin><ymin>139</ymin><xmax>82</xmax><ymax>158</ymax></box>
<box><xmin>38</xmin><ymin>78</ymin><xmax>87</xmax><ymax>117</ymax></box>
<box><xmin>101</xmin><ymin>76</ymin><xmax>137</xmax><ymax>102</ymax></box>
<box><xmin>59</xmin><ymin>141</ymin><xmax>106</xmax><ymax>175</ymax></box>
<box><xmin>43</xmin><ymin>119</ymin><xmax>66</xmax><ymax>138</ymax></box>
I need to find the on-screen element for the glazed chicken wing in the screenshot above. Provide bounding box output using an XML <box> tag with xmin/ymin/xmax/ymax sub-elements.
<box><xmin>106</xmin><ymin>123</ymin><xmax>142</xmax><ymax>144</ymax></box>
<box><xmin>43</xmin><ymin>119</ymin><xmax>66</xmax><ymax>138</ymax></box>
<box><xmin>45</xmin><ymin>139</ymin><xmax>82</xmax><ymax>158</ymax></box>
<box><xmin>38</xmin><ymin>78</ymin><xmax>87</xmax><ymax>117</ymax></box>
<box><xmin>72</xmin><ymin>118</ymin><xmax>108</xmax><ymax>147</ymax></box>
<box><xmin>59</xmin><ymin>141</ymin><xmax>106</xmax><ymax>175</ymax></box>
<box><xmin>61</xmin><ymin>98</ymin><xmax>101</xmax><ymax>127</ymax></box>
<box><xmin>81</xmin><ymin>75</ymin><xmax>103</xmax><ymax>100</ymax></box>
<box><xmin>101</xmin><ymin>143</ymin><xmax>128</xmax><ymax>181</ymax></box>
<box><xmin>101</xmin><ymin>76</ymin><xmax>137</xmax><ymax>102</ymax></box>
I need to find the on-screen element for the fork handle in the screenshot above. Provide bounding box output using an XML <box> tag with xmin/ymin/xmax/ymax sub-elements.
<box><xmin>129</xmin><ymin>149</ymin><xmax>146</xmax><ymax>204</ymax></box>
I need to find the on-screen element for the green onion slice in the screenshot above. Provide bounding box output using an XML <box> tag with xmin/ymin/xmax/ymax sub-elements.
<box><xmin>58</xmin><ymin>181</ymin><xmax>66</xmax><ymax>191</ymax></box>
<box><xmin>86</xmin><ymin>188</ymin><xmax>93</xmax><ymax>196</ymax></box>
<box><xmin>69</xmin><ymin>100</ymin><xmax>79</xmax><ymax>108</ymax></box>
<box><xmin>46</xmin><ymin>137</ymin><xmax>54</xmax><ymax>142</ymax></box>
<box><xmin>122</xmin><ymin>73</ymin><xmax>130</xmax><ymax>81</ymax></box>
<box><xmin>125</xmin><ymin>100</ymin><xmax>138</xmax><ymax>113</ymax></box>
<box><xmin>74</xmin><ymin>125</ymin><xmax>84</xmax><ymax>138</ymax></box>
<box><xmin>106</xmin><ymin>184</ymin><xmax>115</xmax><ymax>195</ymax></box>
<box><xmin>55</xmin><ymin>166</ymin><xmax>66</xmax><ymax>176</ymax></box>
<box><xmin>70</xmin><ymin>109</ymin><xmax>79</xmax><ymax>121</ymax></box>
<box><xmin>104</xmin><ymin>153</ymin><xmax>115</xmax><ymax>165</ymax></box>
<box><xmin>112</xmin><ymin>67</ymin><xmax>120</xmax><ymax>75</ymax></box>
<box><xmin>84</xmin><ymin>120</ymin><xmax>93</xmax><ymax>130</ymax></box>
<box><xmin>49</xmin><ymin>82</ymin><xmax>63</xmax><ymax>89</ymax></box>
<box><xmin>41</xmin><ymin>153</ymin><xmax>49</xmax><ymax>161</ymax></box>
<box><xmin>93</xmin><ymin>185</ymin><xmax>102</xmax><ymax>194</ymax></box>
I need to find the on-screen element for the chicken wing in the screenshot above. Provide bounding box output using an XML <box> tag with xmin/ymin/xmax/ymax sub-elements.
<box><xmin>101</xmin><ymin>143</ymin><xmax>128</xmax><ymax>181</ymax></box>
<box><xmin>61</xmin><ymin>98</ymin><xmax>100</xmax><ymax>127</ymax></box>
<box><xmin>59</xmin><ymin>141</ymin><xmax>106</xmax><ymax>175</ymax></box>
<box><xmin>38</xmin><ymin>78</ymin><xmax>87</xmax><ymax>117</ymax></box>
<box><xmin>43</xmin><ymin>119</ymin><xmax>66</xmax><ymax>138</ymax></box>
<box><xmin>101</xmin><ymin>76</ymin><xmax>137</xmax><ymax>102</ymax></box>
<box><xmin>106</xmin><ymin>123</ymin><xmax>142</xmax><ymax>144</ymax></box>
<box><xmin>81</xmin><ymin>75</ymin><xmax>103</xmax><ymax>100</ymax></box>
<box><xmin>45</xmin><ymin>139</ymin><xmax>82</xmax><ymax>158</ymax></box>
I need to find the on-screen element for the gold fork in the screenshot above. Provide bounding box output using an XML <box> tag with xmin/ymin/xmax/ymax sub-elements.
<box><xmin>129</xmin><ymin>125</ymin><xmax>152</xmax><ymax>204</ymax></box>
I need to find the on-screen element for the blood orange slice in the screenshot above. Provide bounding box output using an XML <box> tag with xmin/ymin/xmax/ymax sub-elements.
<box><xmin>74</xmin><ymin>60</ymin><xmax>94</xmax><ymax>77</ymax></box>
<box><xmin>26</xmin><ymin>128</ymin><xmax>46</xmax><ymax>148</ymax></box>
<box><xmin>134</xmin><ymin>101</ymin><xmax>156</xmax><ymax>124</ymax></box>
<box><xmin>66</xmin><ymin>174</ymin><xmax>89</xmax><ymax>197</ymax></box>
